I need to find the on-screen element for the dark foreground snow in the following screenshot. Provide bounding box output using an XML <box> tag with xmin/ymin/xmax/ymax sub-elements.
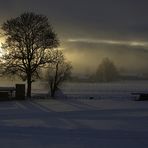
<box><xmin>0</xmin><ymin>99</ymin><xmax>148</xmax><ymax>148</ymax></box>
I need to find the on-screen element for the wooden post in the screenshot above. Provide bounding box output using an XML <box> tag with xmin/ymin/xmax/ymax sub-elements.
<box><xmin>15</xmin><ymin>84</ymin><xmax>25</xmax><ymax>100</ymax></box>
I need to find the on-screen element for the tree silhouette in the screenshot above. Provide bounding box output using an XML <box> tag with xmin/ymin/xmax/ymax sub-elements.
<box><xmin>96</xmin><ymin>57</ymin><xmax>119</xmax><ymax>82</ymax></box>
<box><xmin>1</xmin><ymin>12</ymin><xmax>59</xmax><ymax>98</ymax></box>
<box><xmin>46</xmin><ymin>50</ymin><xmax>72</xmax><ymax>98</ymax></box>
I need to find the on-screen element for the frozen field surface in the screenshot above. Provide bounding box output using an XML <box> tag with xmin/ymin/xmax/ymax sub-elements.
<box><xmin>54</xmin><ymin>81</ymin><xmax>148</xmax><ymax>99</ymax></box>
<box><xmin>0</xmin><ymin>99</ymin><xmax>148</xmax><ymax>148</ymax></box>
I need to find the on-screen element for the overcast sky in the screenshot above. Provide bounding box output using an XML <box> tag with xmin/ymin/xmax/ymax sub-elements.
<box><xmin>1</xmin><ymin>0</ymin><xmax>148</xmax><ymax>74</ymax></box>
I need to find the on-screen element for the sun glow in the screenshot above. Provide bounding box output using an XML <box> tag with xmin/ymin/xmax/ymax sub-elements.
<box><xmin>0</xmin><ymin>36</ymin><xmax>6</xmax><ymax>57</ymax></box>
<box><xmin>0</xmin><ymin>43</ymin><xmax>4</xmax><ymax>57</ymax></box>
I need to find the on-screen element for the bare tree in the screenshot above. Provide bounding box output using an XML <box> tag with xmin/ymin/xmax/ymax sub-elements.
<box><xmin>1</xmin><ymin>12</ymin><xmax>59</xmax><ymax>98</ymax></box>
<box><xmin>46</xmin><ymin>50</ymin><xmax>72</xmax><ymax>98</ymax></box>
<box><xmin>95</xmin><ymin>57</ymin><xmax>119</xmax><ymax>82</ymax></box>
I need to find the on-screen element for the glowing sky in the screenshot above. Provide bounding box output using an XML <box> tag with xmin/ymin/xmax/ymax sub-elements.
<box><xmin>1</xmin><ymin>0</ymin><xmax>148</xmax><ymax>74</ymax></box>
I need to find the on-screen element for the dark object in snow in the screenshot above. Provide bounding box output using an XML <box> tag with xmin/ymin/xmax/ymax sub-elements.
<box><xmin>0</xmin><ymin>87</ymin><xmax>15</xmax><ymax>101</ymax></box>
<box><xmin>0</xmin><ymin>92</ymin><xmax>9</xmax><ymax>100</ymax></box>
<box><xmin>89</xmin><ymin>97</ymin><xmax>94</xmax><ymax>100</ymax></box>
<box><xmin>138</xmin><ymin>94</ymin><xmax>148</xmax><ymax>101</ymax></box>
<box><xmin>15</xmin><ymin>84</ymin><xmax>25</xmax><ymax>100</ymax></box>
<box><xmin>132</xmin><ymin>93</ymin><xmax>148</xmax><ymax>101</ymax></box>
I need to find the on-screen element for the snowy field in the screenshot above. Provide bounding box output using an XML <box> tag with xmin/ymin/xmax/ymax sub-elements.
<box><xmin>0</xmin><ymin>99</ymin><xmax>148</xmax><ymax>148</ymax></box>
<box><xmin>55</xmin><ymin>81</ymin><xmax>148</xmax><ymax>100</ymax></box>
<box><xmin>3</xmin><ymin>80</ymin><xmax>148</xmax><ymax>100</ymax></box>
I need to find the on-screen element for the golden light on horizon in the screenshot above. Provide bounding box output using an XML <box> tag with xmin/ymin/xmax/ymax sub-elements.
<box><xmin>0</xmin><ymin>43</ymin><xmax>4</xmax><ymax>57</ymax></box>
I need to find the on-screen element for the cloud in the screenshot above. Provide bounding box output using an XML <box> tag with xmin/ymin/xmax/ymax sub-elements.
<box><xmin>67</xmin><ymin>38</ymin><xmax>148</xmax><ymax>48</ymax></box>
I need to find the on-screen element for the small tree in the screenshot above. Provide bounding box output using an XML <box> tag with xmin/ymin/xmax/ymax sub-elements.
<box><xmin>1</xmin><ymin>12</ymin><xmax>59</xmax><ymax>98</ymax></box>
<box><xmin>95</xmin><ymin>57</ymin><xmax>119</xmax><ymax>82</ymax></box>
<box><xmin>46</xmin><ymin>50</ymin><xmax>72</xmax><ymax>98</ymax></box>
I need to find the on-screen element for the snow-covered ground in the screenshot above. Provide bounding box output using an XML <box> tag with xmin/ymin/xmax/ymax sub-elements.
<box><xmin>0</xmin><ymin>99</ymin><xmax>148</xmax><ymax>148</ymax></box>
<box><xmin>55</xmin><ymin>81</ymin><xmax>148</xmax><ymax>100</ymax></box>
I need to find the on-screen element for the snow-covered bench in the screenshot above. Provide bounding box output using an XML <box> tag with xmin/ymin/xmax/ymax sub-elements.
<box><xmin>0</xmin><ymin>87</ymin><xmax>15</xmax><ymax>100</ymax></box>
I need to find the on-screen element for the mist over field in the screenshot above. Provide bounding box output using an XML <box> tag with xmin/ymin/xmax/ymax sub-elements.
<box><xmin>62</xmin><ymin>40</ymin><xmax>148</xmax><ymax>75</ymax></box>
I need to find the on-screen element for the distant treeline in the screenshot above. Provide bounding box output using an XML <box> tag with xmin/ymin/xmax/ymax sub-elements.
<box><xmin>69</xmin><ymin>58</ymin><xmax>148</xmax><ymax>83</ymax></box>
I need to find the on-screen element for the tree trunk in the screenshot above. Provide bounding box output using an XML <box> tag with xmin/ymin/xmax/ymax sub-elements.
<box><xmin>27</xmin><ymin>74</ymin><xmax>32</xmax><ymax>99</ymax></box>
<box><xmin>50</xmin><ymin>63</ymin><xmax>58</xmax><ymax>98</ymax></box>
<box><xmin>50</xmin><ymin>84</ymin><xmax>56</xmax><ymax>98</ymax></box>
<box><xmin>51</xmin><ymin>90</ymin><xmax>55</xmax><ymax>98</ymax></box>
<box><xmin>50</xmin><ymin>80</ymin><xmax>58</xmax><ymax>98</ymax></box>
